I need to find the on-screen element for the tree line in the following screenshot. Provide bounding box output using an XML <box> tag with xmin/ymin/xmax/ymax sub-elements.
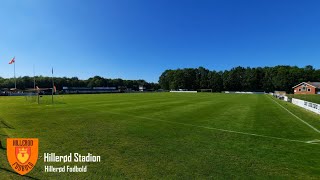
<box><xmin>1</xmin><ymin>65</ymin><xmax>319</xmax><ymax>93</ymax></box>
<box><xmin>159</xmin><ymin>65</ymin><xmax>320</xmax><ymax>93</ymax></box>
<box><xmin>0</xmin><ymin>76</ymin><xmax>160</xmax><ymax>91</ymax></box>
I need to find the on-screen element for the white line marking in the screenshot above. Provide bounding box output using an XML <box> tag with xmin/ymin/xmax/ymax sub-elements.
<box><xmin>267</xmin><ymin>95</ymin><xmax>320</xmax><ymax>133</ymax></box>
<box><xmin>306</xmin><ymin>139</ymin><xmax>320</xmax><ymax>144</ymax></box>
<box><xmin>77</xmin><ymin>106</ymin><xmax>318</xmax><ymax>145</ymax></box>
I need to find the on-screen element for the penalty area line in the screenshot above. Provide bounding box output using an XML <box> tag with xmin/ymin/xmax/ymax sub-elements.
<box><xmin>267</xmin><ymin>95</ymin><xmax>320</xmax><ymax>134</ymax></box>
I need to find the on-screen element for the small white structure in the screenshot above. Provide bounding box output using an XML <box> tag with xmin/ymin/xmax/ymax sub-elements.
<box><xmin>139</xmin><ymin>85</ymin><xmax>146</xmax><ymax>92</ymax></box>
<box><xmin>274</xmin><ymin>91</ymin><xmax>286</xmax><ymax>96</ymax></box>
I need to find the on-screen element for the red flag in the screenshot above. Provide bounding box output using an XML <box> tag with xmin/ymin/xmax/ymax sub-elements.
<box><xmin>9</xmin><ymin>57</ymin><xmax>15</xmax><ymax>64</ymax></box>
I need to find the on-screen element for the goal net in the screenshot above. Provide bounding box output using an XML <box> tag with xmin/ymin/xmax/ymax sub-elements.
<box><xmin>25</xmin><ymin>93</ymin><xmax>38</xmax><ymax>103</ymax></box>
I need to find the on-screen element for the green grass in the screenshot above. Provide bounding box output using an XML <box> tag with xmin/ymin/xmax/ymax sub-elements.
<box><xmin>0</xmin><ymin>93</ymin><xmax>319</xmax><ymax>179</ymax></box>
<box><xmin>287</xmin><ymin>94</ymin><xmax>320</xmax><ymax>104</ymax></box>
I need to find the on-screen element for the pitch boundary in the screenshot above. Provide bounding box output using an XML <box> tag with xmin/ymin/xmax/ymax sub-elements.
<box><xmin>267</xmin><ymin>95</ymin><xmax>320</xmax><ymax>133</ymax></box>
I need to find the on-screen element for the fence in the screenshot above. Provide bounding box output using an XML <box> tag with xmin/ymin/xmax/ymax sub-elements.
<box><xmin>170</xmin><ymin>91</ymin><xmax>197</xmax><ymax>93</ymax></box>
<box><xmin>224</xmin><ymin>91</ymin><xmax>265</xmax><ymax>94</ymax></box>
<box><xmin>292</xmin><ymin>98</ymin><xmax>320</xmax><ymax>115</ymax></box>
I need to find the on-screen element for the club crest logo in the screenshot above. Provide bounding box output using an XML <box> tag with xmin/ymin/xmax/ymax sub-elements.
<box><xmin>7</xmin><ymin>138</ymin><xmax>39</xmax><ymax>175</ymax></box>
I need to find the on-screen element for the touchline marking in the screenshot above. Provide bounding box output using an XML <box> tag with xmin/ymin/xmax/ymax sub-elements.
<box><xmin>77</xmin><ymin>106</ymin><xmax>318</xmax><ymax>145</ymax></box>
<box><xmin>306</xmin><ymin>139</ymin><xmax>320</xmax><ymax>144</ymax></box>
<box><xmin>267</xmin><ymin>95</ymin><xmax>320</xmax><ymax>133</ymax></box>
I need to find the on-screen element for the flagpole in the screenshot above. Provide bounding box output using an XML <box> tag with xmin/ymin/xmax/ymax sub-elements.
<box><xmin>52</xmin><ymin>67</ymin><xmax>54</xmax><ymax>104</ymax></box>
<box><xmin>33</xmin><ymin>64</ymin><xmax>36</xmax><ymax>90</ymax></box>
<box><xmin>14</xmin><ymin>59</ymin><xmax>16</xmax><ymax>89</ymax></box>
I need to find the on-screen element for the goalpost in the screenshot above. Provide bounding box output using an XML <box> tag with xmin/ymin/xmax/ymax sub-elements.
<box><xmin>25</xmin><ymin>92</ymin><xmax>39</xmax><ymax>104</ymax></box>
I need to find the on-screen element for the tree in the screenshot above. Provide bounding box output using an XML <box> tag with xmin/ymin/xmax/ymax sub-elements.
<box><xmin>208</xmin><ymin>71</ymin><xmax>223</xmax><ymax>92</ymax></box>
<box><xmin>158</xmin><ymin>65</ymin><xmax>319</xmax><ymax>93</ymax></box>
<box><xmin>0</xmin><ymin>76</ymin><xmax>159</xmax><ymax>91</ymax></box>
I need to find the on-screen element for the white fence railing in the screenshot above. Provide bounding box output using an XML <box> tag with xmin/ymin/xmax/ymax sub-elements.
<box><xmin>224</xmin><ymin>91</ymin><xmax>265</xmax><ymax>94</ymax></box>
<box><xmin>292</xmin><ymin>98</ymin><xmax>320</xmax><ymax>115</ymax></box>
<box><xmin>170</xmin><ymin>91</ymin><xmax>197</xmax><ymax>93</ymax></box>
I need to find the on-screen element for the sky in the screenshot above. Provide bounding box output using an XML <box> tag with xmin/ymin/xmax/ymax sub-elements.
<box><xmin>1</xmin><ymin>0</ymin><xmax>320</xmax><ymax>82</ymax></box>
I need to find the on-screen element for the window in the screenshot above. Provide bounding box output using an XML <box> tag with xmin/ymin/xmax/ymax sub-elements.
<box><xmin>308</xmin><ymin>88</ymin><xmax>311</xmax><ymax>92</ymax></box>
<box><xmin>299</xmin><ymin>89</ymin><xmax>301</xmax><ymax>91</ymax></box>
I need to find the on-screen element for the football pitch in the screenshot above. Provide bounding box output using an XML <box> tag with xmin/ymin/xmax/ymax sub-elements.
<box><xmin>0</xmin><ymin>93</ymin><xmax>319</xmax><ymax>179</ymax></box>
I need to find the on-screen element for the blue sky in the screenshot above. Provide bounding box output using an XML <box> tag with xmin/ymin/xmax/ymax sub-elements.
<box><xmin>1</xmin><ymin>0</ymin><xmax>320</xmax><ymax>82</ymax></box>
